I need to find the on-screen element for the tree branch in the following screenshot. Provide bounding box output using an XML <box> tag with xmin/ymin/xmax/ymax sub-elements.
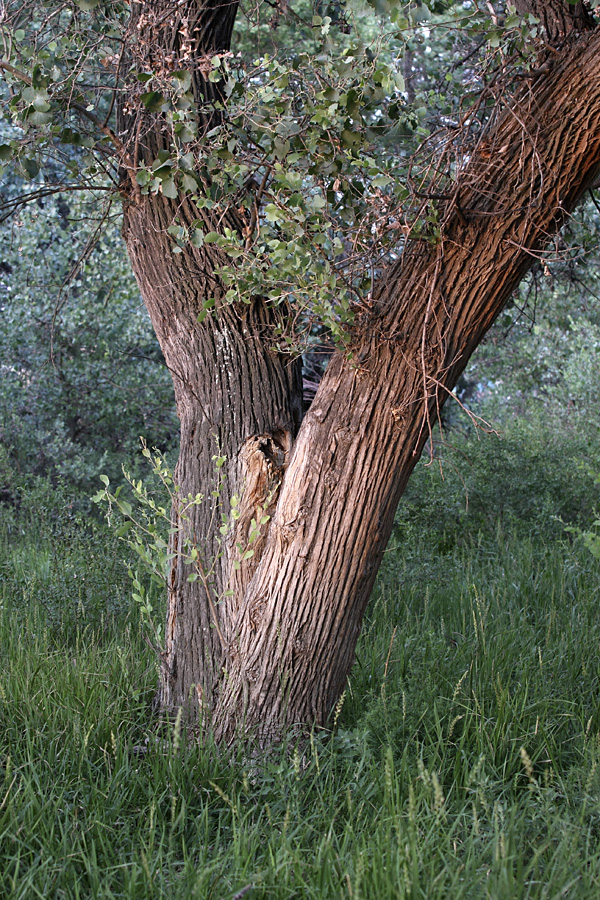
<box><xmin>0</xmin><ymin>183</ymin><xmax>113</xmax><ymax>223</ymax></box>
<box><xmin>0</xmin><ymin>60</ymin><xmax>136</xmax><ymax>176</ymax></box>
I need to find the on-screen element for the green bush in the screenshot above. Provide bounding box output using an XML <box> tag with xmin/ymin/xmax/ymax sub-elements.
<box><xmin>393</xmin><ymin>414</ymin><xmax>600</xmax><ymax>558</ymax></box>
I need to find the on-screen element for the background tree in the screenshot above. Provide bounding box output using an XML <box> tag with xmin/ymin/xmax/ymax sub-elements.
<box><xmin>0</xmin><ymin>191</ymin><xmax>178</xmax><ymax>491</ymax></box>
<box><xmin>2</xmin><ymin>0</ymin><xmax>600</xmax><ymax>745</ymax></box>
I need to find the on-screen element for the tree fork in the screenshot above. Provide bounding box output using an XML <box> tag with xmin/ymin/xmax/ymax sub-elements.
<box><xmin>116</xmin><ymin>0</ymin><xmax>600</xmax><ymax>743</ymax></box>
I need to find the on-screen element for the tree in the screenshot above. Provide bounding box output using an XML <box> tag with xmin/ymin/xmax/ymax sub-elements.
<box><xmin>2</xmin><ymin>0</ymin><xmax>600</xmax><ymax>745</ymax></box>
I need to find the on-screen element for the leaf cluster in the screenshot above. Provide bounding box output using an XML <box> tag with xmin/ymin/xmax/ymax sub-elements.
<box><xmin>0</xmin><ymin>0</ymin><xmax>556</xmax><ymax>352</ymax></box>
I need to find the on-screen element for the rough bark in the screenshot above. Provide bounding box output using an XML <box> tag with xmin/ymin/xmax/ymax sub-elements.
<box><xmin>116</xmin><ymin>0</ymin><xmax>600</xmax><ymax>743</ymax></box>
<box><xmin>514</xmin><ymin>0</ymin><xmax>594</xmax><ymax>40</ymax></box>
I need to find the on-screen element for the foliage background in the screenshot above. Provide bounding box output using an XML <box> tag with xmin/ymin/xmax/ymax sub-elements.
<box><xmin>0</xmin><ymin>190</ymin><xmax>178</xmax><ymax>504</ymax></box>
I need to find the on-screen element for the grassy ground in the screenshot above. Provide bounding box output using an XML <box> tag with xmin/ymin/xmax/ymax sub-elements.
<box><xmin>2</xmin><ymin>499</ymin><xmax>600</xmax><ymax>898</ymax></box>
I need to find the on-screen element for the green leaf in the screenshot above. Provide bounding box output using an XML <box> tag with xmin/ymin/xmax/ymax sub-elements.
<box><xmin>265</xmin><ymin>204</ymin><xmax>282</xmax><ymax>223</ymax></box>
<box><xmin>115</xmin><ymin>522</ymin><xmax>133</xmax><ymax>537</ymax></box>
<box><xmin>0</xmin><ymin>145</ymin><xmax>13</xmax><ymax>162</ymax></box>
<box><xmin>100</xmin><ymin>474</ymin><xmax>110</xmax><ymax>486</ymax></box>
<box><xmin>175</xmin><ymin>125</ymin><xmax>196</xmax><ymax>143</ymax></box>
<box><xmin>182</xmin><ymin>173</ymin><xmax>198</xmax><ymax>193</ymax></box>
<box><xmin>410</xmin><ymin>5</ymin><xmax>430</xmax><ymax>22</ymax></box>
<box><xmin>161</xmin><ymin>178</ymin><xmax>177</xmax><ymax>199</ymax></box>
<box><xmin>372</xmin><ymin>174</ymin><xmax>391</xmax><ymax>188</ymax></box>
<box><xmin>33</xmin><ymin>92</ymin><xmax>51</xmax><ymax>112</ymax></box>
<box><xmin>27</xmin><ymin>110</ymin><xmax>53</xmax><ymax>125</ymax></box>
<box><xmin>172</xmin><ymin>70</ymin><xmax>192</xmax><ymax>92</ymax></box>
<box><xmin>141</xmin><ymin>91</ymin><xmax>165</xmax><ymax>112</ymax></box>
<box><xmin>190</xmin><ymin>228</ymin><xmax>204</xmax><ymax>248</ymax></box>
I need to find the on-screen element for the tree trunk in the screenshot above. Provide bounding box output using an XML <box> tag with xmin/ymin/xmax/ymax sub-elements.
<box><xmin>118</xmin><ymin>0</ymin><xmax>302</xmax><ymax>716</ymax></box>
<box><xmin>118</xmin><ymin>1</ymin><xmax>600</xmax><ymax>744</ymax></box>
<box><xmin>514</xmin><ymin>0</ymin><xmax>593</xmax><ymax>40</ymax></box>
<box><xmin>122</xmin><ymin>193</ymin><xmax>303</xmax><ymax>714</ymax></box>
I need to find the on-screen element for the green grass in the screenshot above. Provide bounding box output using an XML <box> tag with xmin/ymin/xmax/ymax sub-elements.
<box><xmin>2</xmin><ymin>516</ymin><xmax>600</xmax><ymax>898</ymax></box>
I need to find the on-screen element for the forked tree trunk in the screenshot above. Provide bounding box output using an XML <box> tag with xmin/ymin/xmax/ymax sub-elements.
<box><xmin>119</xmin><ymin>1</ymin><xmax>600</xmax><ymax>744</ymax></box>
